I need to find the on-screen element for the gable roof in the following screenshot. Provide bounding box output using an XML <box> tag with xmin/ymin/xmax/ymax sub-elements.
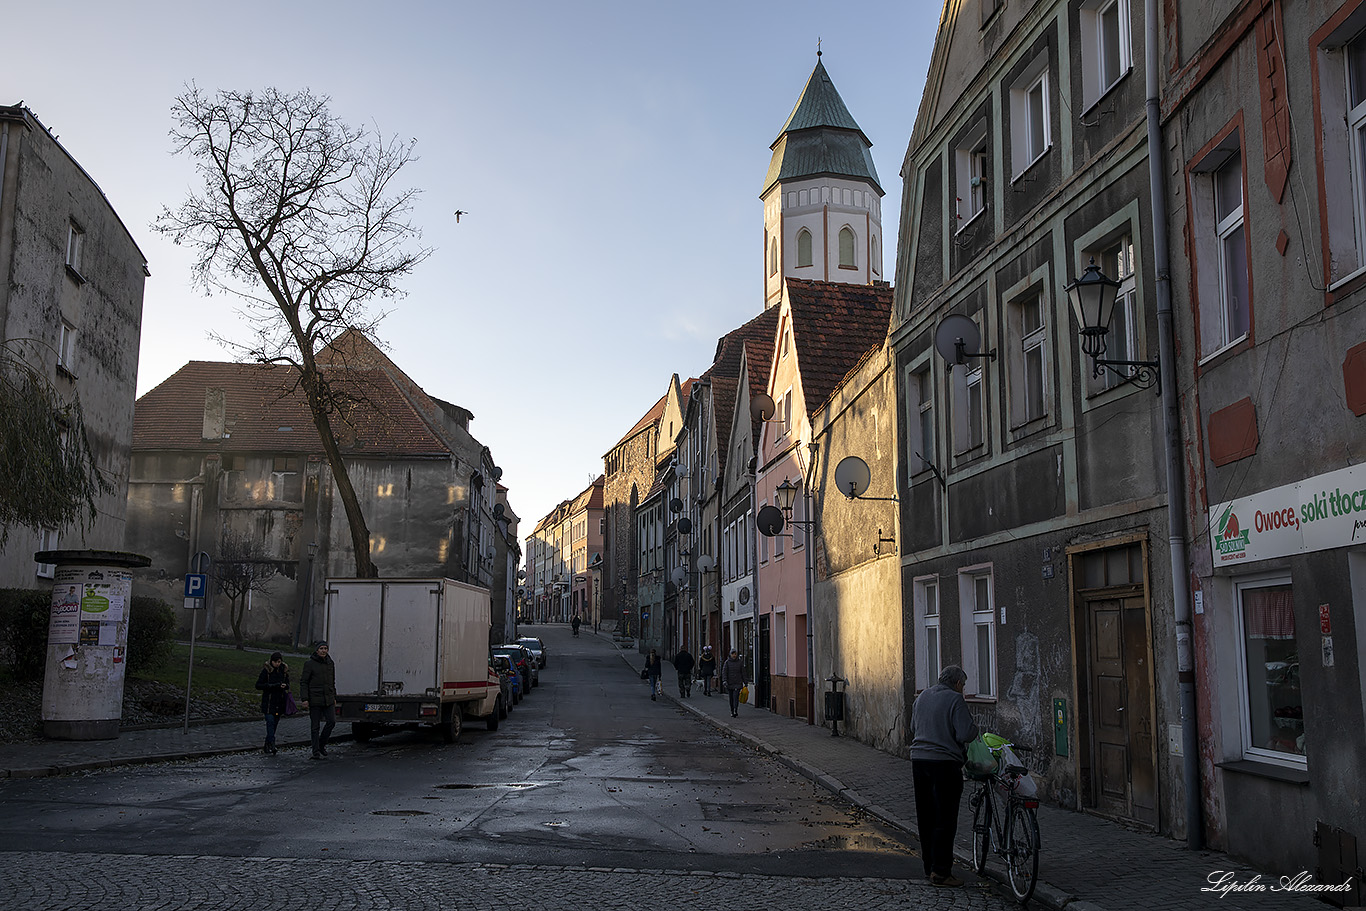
<box><xmin>762</xmin><ymin>59</ymin><xmax>882</xmax><ymax>197</ymax></box>
<box><xmin>133</xmin><ymin>361</ymin><xmax>449</xmax><ymax>457</ymax></box>
<box><xmin>785</xmin><ymin>278</ymin><xmax>894</xmax><ymax>416</ymax></box>
<box><xmin>608</xmin><ymin>378</ymin><xmax>698</xmax><ymax>455</ymax></box>
<box><xmin>708</xmin><ymin>308</ymin><xmax>780</xmax><ymax>469</ymax></box>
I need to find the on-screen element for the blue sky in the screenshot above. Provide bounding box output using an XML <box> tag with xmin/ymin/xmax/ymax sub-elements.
<box><xmin>9</xmin><ymin>0</ymin><xmax>938</xmax><ymax>537</ymax></box>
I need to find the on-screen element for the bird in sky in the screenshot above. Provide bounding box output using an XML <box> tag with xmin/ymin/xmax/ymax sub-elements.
<box><xmin>454</xmin><ymin>210</ymin><xmax>468</xmax><ymax>223</ymax></box>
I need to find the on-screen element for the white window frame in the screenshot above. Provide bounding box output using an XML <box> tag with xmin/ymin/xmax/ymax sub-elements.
<box><xmin>1008</xmin><ymin>290</ymin><xmax>1048</xmax><ymax>426</ymax></box>
<box><xmin>36</xmin><ymin>529</ymin><xmax>59</xmax><ymax>578</ymax></box>
<box><xmin>1011</xmin><ymin>58</ymin><xmax>1052</xmax><ymax>177</ymax></box>
<box><xmin>66</xmin><ymin>221</ymin><xmax>84</xmax><ymax>275</ymax></box>
<box><xmin>774</xmin><ymin>608</ymin><xmax>788</xmax><ymax>675</ymax></box>
<box><xmin>1213</xmin><ymin>153</ymin><xmax>1249</xmax><ymax>350</ymax></box>
<box><xmin>952</xmin><ymin>356</ymin><xmax>986</xmax><ymax>455</ymax></box>
<box><xmin>57</xmin><ymin>320</ymin><xmax>76</xmax><ymax>374</ymax></box>
<box><xmin>1081</xmin><ymin>0</ymin><xmax>1132</xmax><ymax>109</ymax></box>
<box><xmin>1098</xmin><ymin>234</ymin><xmax>1138</xmax><ymax>390</ymax></box>
<box><xmin>906</xmin><ymin>364</ymin><xmax>935</xmax><ymax>478</ymax></box>
<box><xmin>1232</xmin><ymin>573</ymin><xmax>1306</xmax><ymax>768</ymax></box>
<box><xmin>780</xmin><ymin>388</ymin><xmax>793</xmax><ymax>437</ymax></box>
<box><xmin>1318</xmin><ymin>19</ymin><xmax>1366</xmax><ymax>287</ymax></box>
<box><xmin>954</xmin><ymin>123</ymin><xmax>990</xmax><ymax>230</ymax></box>
<box><xmin>1348</xmin><ymin>29</ymin><xmax>1366</xmax><ymax>281</ymax></box>
<box><xmin>958</xmin><ymin>565</ymin><xmax>997</xmax><ymax>699</ymax></box>
<box><xmin>914</xmin><ymin>576</ymin><xmax>941</xmax><ymax>692</ymax></box>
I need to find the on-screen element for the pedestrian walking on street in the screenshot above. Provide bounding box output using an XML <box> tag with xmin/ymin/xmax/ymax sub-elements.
<box><xmin>299</xmin><ymin>641</ymin><xmax>337</xmax><ymax>760</ymax></box>
<box><xmin>644</xmin><ymin>649</ymin><xmax>663</xmax><ymax>700</ymax></box>
<box><xmin>673</xmin><ymin>645</ymin><xmax>695</xmax><ymax>697</ymax></box>
<box><xmin>720</xmin><ymin>648</ymin><xmax>747</xmax><ymax>717</ymax></box>
<box><xmin>909</xmin><ymin>665</ymin><xmax>979</xmax><ymax>888</ymax></box>
<box><xmin>571</xmin><ymin>614</ymin><xmax>581</xmax><ymax>637</ymax></box>
<box><xmin>698</xmin><ymin>646</ymin><xmax>716</xmax><ymax>696</ymax></box>
<box><xmin>254</xmin><ymin>652</ymin><xmax>290</xmax><ymax>755</ymax></box>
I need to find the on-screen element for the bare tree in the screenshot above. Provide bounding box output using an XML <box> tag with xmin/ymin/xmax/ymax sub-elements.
<box><xmin>0</xmin><ymin>340</ymin><xmax>113</xmax><ymax>547</ymax></box>
<box><xmin>213</xmin><ymin>534</ymin><xmax>281</xmax><ymax>650</ymax></box>
<box><xmin>154</xmin><ymin>86</ymin><xmax>431</xmax><ymax>578</ymax></box>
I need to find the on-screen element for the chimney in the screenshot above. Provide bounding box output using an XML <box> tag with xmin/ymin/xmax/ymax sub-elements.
<box><xmin>202</xmin><ymin>387</ymin><xmax>226</xmax><ymax>440</ymax></box>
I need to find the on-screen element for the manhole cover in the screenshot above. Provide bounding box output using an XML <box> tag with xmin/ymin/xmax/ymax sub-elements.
<box><xmin>372</xmin><ymin>810</ymin><xmax>431</xmax><ymax>817</ymax></box>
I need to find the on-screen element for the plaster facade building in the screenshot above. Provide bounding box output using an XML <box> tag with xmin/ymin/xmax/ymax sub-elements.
<box><xmin>891</xmin><ymin>0</ymin><xmax>1180</xmax><ymax>837</ymax></box>
<box><xmin>0</xmin><ymin>104</ymin><xmax>148</xmax><ymax>584</ymax></box>
<box><xmin>1164</xmin><ymin>0</ymin><xmax>1366</xmax><ymax>885</ymax></box>
<box><xmin>126</xmin><ymin>331</ymin><xmax>506</xmax><ymax>645</ymax></box>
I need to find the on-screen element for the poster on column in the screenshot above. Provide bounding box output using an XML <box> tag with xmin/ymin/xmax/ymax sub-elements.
<box><xmin>47</xmin><ymin>581</ymin><xmax>82</xmax><ymax>645</ymax></box>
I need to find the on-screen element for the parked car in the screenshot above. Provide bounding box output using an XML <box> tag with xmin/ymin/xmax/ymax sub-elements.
<box><xmin>517</xmin><ymin>636</ymin><xmax>547</xmax><ymax>668</ymax></box>
<box><xmin>492</xmin><ymin>644</ymin><xmax>536</xmax><ymax>691</ymax></box>
<box><xmin>492</xmin><ymin>654</ymin><xmax>518</xmax><ymax>710</ymax></box>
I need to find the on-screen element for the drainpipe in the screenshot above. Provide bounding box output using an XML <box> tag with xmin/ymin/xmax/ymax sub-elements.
<box><xmin>803</xmin><ymin>439</ymin><xmax>818</xmax><ymax>725</ymax></box>
<box><xmin>1146</xmin><ymin>0</ymin><xmax>1203</xmax><ymax>849</ymax></box>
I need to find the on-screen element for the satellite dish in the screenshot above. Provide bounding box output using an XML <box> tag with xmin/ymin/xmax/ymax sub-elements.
<box><xmin>697</xmin><ymin>555</ymin><xmax>715</xmax><ymax>572</ymax></box>
<box><xmin>756</xmin><ymin>504</ymin><xmax>785</xmax><ymax>537</ymax></box>
<box><xmin>834</xmin><ymin>456</ymin><xmax>872</xmax><ymax>499</ymax></box>
<box><xmin>493</xmin><ymin>502</ymin><xmax>506</xmax><ymax>518</ymax></box>
<box><xmin>492</xmin><ymin>467</ymin><xmax>504</xmax><ymax>481</ymax></box>
<box><xmin>750</xmin><ymin>392</ymin><xmax>776</xmax><ymax>422</ymax></box>
<box><xmin>669</xmin><ymin>497</ymin><xmax>684</xmax><ymax>513</ymax></box>
<box><xmin>671</xmin><ymin>566</ymin><xmax>688</xmax><ymax>587</ymax></box>
<box><xmin>934</xmin><ymin>313</ymin><xmax>983</xmax><ymax>366</ymax></box>
<box><xmin>517</xmin><ymin>569</ymin><xmax>526</xmax><ymax>579</ymax></box>
<box><xmin>677</xmin><ymin>517</ymin><xmax>692</xmax><ymax>535</ymax></box>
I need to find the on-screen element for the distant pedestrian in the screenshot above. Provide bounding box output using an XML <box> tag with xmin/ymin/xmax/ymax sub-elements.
<box><xmin>644</xmin><ymin>649</ymin><xmax>663</xmax><ymax>701</ymax></box>
<box><xmin>571</xmin><ymin>614</ymin><xmax>581</xmax><ymax>637</ymax></box>
<box><xmin>254</xmin><ymin>652</ymin><xmax>290</xmax><ymax>755</ymax></box>
<box><xmin>720</xmin><ymin>648</ymin><xmax>747</xmax><ymax>718</ymax></box>
<box><xmin>299</xmin><ymin>641</ymin><xmax>337</xmax><ymax>760</ymax></box>
<box><xmin>673</xmin><ymin>646</ymin><xmax>695</xmax><ymax>697</ymax></box>
<box><xmin>909</xmin><ymin>665</ymin><xmax>979</xmax><ymax>888</ymax></box>
<box><xmin>698</xmin><ymin>646</ymin><xmax>717</xmax><ymax>696</ymax></box>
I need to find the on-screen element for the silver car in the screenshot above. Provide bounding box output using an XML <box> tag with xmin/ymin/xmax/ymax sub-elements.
<box><xmin>516</xmin><ymin>636</ymin><xmax>547</xmax><ymax>669</ymax></box>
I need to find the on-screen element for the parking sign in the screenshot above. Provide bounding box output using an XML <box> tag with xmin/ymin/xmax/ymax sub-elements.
<box><xmin>184</xmin><ymin>573</ymin><xmax>207</xmax><ymax>598</ymax></box>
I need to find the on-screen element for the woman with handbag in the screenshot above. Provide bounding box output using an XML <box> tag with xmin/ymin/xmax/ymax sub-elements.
<box><xmin>254</xmin><ymin>652</ymin><xmax>291</xmax><ymax>755</ymax></box>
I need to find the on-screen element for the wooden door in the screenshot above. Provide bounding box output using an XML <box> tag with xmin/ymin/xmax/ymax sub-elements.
<box><xmin>1085</xmin><ymin>596</ymin><xmax>1156</xmax><ymax>826</ymax></box>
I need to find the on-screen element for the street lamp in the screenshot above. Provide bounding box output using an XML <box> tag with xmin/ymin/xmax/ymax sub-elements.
<box><xmin>1065</xmin><ymin>258</ymin><xmax>1160</xmax><ymax>391</ymax></box>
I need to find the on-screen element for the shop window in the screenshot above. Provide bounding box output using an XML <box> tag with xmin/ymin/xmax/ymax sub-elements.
<box><xmin>1235</xmin><ymin>577</ymin><xmax>1305</xmax><ymax>765</ymax></box>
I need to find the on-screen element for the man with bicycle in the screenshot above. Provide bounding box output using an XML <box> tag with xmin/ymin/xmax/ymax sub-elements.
<box><xmin>909</xmin><ymin>665</ymin><xmax>979</xmax><ymax>888</ymax></box>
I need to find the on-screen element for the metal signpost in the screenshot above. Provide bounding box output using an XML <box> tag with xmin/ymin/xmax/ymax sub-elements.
<box><xmin>183</xmin><ymin>553</ymin><xmax>209</xmax><ymax>733</ymax></box>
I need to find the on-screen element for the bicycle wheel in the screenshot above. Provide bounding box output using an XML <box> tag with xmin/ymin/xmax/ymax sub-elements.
<box><xmin>1005</xmin><ymin>804</ymin><xmax>1040</xmax><ymax>903</ymax></box>
<box><xmin>970</xmin><ymin>785</ymin><xmax>992</xmax><ymax>873</ymax></box>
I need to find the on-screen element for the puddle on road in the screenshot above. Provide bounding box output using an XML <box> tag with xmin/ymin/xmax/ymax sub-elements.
<box><xmin>371</xmin><ymin>810</ymin><xmax>432</xmax><ymax>817</ymax></box>
<box><xmin>435</xmin><ymin>782</ymin><xmax>540</xmax><ymax>790</ymax></box>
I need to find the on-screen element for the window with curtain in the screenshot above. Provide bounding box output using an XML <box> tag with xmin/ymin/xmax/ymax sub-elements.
<box><xmin>1237</xmin><ymin>580</ymin><xmax>1304</xmax><ymax>763</ymax></box>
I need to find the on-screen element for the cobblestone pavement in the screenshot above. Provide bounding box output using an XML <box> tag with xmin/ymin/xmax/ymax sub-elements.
<box><xmin>0</xmin><ymin>852</ymin><xmax>1010</xmax><ymax>910</ymax></box>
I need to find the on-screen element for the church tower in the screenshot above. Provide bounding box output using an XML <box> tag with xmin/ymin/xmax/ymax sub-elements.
<box><xmin>762</xmin><ymin>55</ymin><xmax>884</xmax><ymax>309</ymax></box>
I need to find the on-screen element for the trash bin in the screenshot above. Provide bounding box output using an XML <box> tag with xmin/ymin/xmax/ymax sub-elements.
<box><xmin>824</xmin><ymin>690</ymin><xmax>845</xmax><ymax>722</ymax></box>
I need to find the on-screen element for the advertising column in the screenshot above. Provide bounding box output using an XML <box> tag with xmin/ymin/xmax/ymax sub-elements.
<box><xmin>37</xmin><ymin>550</ymin><xmax>152</xmax><ymax>740</ymax></box>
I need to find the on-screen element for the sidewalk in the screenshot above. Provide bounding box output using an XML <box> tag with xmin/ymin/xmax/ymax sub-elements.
<box><xmin>639</xmin><ymin>656</ymin><xmax>1334</xmax><ymax>911</ymax></box>
<box><xmin>0</xmin><ymin>715</ymin><xmax>325</xmax><ymax>778</ymax></box>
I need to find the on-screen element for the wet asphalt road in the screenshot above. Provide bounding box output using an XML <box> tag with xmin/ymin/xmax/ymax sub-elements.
<box><xmin>0</xmin><ymin>627</ymin><xmax>1025</xmax><ymax>908</ymax></box>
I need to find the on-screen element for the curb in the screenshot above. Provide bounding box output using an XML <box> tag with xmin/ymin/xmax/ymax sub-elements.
<box><xmin>0</xmin><ymin>732</ymin><xmax>354</xmax><ymax>780</ymax></box>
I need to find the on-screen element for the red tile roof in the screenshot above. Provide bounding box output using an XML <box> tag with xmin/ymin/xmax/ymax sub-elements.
<box><xmin>786</xmin><ymin>279</ymin><xmax>893</xmax><ymax>416</ymax></box>
<box><xmin>610</xmin><ymin>378</ymin><xmax>699</xmax><ymax>452</ymax></box>
<box><xmin>133</xmin><ymin>361</ymin><xmax>449</xmax><ymax>457</ymax></box>
<box><xmin>706</xmin><ymin>308</ymin><xmax>779</xmax><ymax>472</ymax></box>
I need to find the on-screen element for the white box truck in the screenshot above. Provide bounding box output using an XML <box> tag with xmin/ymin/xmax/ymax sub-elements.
<box><xmin>322</xmin><ymin>578</ymin><xmax>503</xmax><ymax>743</ymax></box>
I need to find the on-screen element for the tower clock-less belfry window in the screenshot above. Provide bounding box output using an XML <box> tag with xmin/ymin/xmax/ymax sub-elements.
<box><xmin>839</xmin><ymin>226</ymin><xmax>856</xmax><ymax>267</ymax></box>
<box><xmin>797</xmin><ymin>229</ymin><xmax>813</xmax><ymax>267</ymax></box>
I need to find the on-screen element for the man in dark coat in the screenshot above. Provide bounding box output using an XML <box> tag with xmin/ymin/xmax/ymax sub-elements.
<box><xmin>299</xmin><ymin>641</ymin><xmax>337</xmax><ymax>760</ymax></box>
<box><xmin>673</xmin><ymin>646</ymin><xmax>695</xmax><ymax>698</ymax></box>
<box><xmin>910</xmin><ymin>665</ymin><xmax>979</xmax><ymax>887</ymax></box>
<box><xmin>720</xmin><ymin>649</ymin><xmax>747</xmax><ymax>718</ymax></box>
<box><xmin>698</xmin><ymin>646</ymin><xmax>717</xmax><ymax>696</ymax></box>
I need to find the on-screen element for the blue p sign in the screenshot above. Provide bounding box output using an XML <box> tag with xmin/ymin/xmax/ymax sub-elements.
<box><xmin>184</xmin><ymin>573</ymin><xmax>207</xmax><ymax>598</ymax></box>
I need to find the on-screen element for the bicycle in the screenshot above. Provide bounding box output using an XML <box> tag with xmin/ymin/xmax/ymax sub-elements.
<box><xmin>968</xmin><ymin>742</ymin><xmax>1040</xmax><ymax>904</ymax></box>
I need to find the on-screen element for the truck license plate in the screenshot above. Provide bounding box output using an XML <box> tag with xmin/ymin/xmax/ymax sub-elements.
<box><xmin>363</xmin><ymin>703</ymin><xmax>394</xmax><ymax>712</ymax></box>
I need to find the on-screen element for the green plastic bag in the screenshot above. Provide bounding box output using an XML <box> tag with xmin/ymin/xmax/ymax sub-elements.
<box><xmin>965</xmin><ymin>735</ymin><xmax>997</xmax><ymax>776</ymax></box>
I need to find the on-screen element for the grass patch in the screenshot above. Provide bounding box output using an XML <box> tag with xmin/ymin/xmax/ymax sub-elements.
<box><xmin>133</xmin><ymin>643</ymin><xmax>312</xmax><ymax>701</ymax></box>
